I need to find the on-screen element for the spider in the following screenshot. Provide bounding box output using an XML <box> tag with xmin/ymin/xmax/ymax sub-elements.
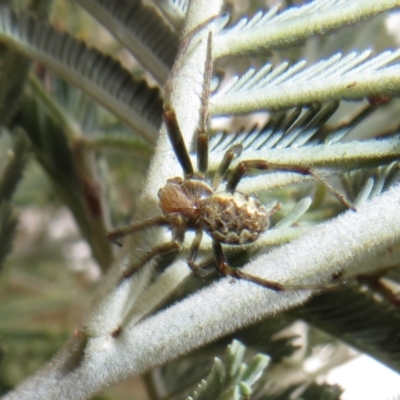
<box><xmin>107</xmin><ymin>33</ymin><xmax>354</xmax><ymax>291</ymax></box>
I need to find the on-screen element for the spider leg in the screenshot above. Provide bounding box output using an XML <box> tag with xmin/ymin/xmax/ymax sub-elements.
<box><xmin>163</xmin><ymin>15</ymin><xmax>220</xmax><ymax>178</ymax></box>
<box><xmin>226</xmin><ymin>160</ymin><xmax>356</xmax><ymax>211</ymax></box>
<box><xmin>212</xmin><ymin>240</ymin><xmax>340</xmax><ymax>291</ymax></box>
<box><xmin>211</xmin><ymin>144</ymin><xmax>243</xmax><ymax>191</ymax></box>
<box><xmin>163</xmin><ymin>104</ymin><xmax>194</xmax><ymax>178</ymax></box>
<box><xmin>121</xmin><ymin>240</ymin><xmax>182</xmax><ymax>281</ymax></box>
<box><xmin>120</xmin><ymin>216</ymin><xmax>185</xmax><ymax>281</ymax></box>
<box><xmin>186</xmin><ymin>230</ymin><xmax>215</xmax><ymax>278</ymax></box>
<box><xmin>163</xmin><ymin>22</ymin><xmax>216</xmax><ymax>179</ymax></box>
<box><xmin>106</xmin><ymin>216</ymin><xmax>169</xmax><ymax>246</ymax></box>
<box><xmin>196</xmin><ymin>32</ymin><xmax>212</xmax><ymax>177</ymax></box>
<box><xmin>163</xmin><ymin>31</ymin><xmax>195</xmax><ymax>178</ymax></box>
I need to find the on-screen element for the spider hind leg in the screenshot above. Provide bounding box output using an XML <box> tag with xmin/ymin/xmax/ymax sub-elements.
<box><xmin>212</xmin><ymin>240</ymin><xmax>340</xmax><ymax>291</ymax></box>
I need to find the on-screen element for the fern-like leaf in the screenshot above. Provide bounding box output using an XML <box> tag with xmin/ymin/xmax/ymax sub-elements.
<box><xmin>153</xmin><ymin>0</ymin><xmax>188</xmax><ymax>30</ymax></box>
<box><xmin>0</xmin><ymin>6</ymin><xmax>162</xmax><ymax>143</ymax></box>
<box><xmin>76</xmin><ymin>0</ymin><xmax>179</xmax><ymax>84</ymax></box>
<box><xmin>343</xmin><ymin>162</ymin><xmax>400</xmax><ymax>206</ymax></box>
<box><xmin>211</xmin><ymin>49</ymin><xmax>400</xmax><ymax>114</ymax></box>
<box><xmin>209</xmin><ymin>102</ymin><xmax>365</xmax><ymax>154</ymax></box>
<box><xmin>207</xmin><ymin>100</ymin><xmax>400</xmax><ymax>197</ymax></box>
<box><xmin>214</xmin><ymin>0</ymin><xmax>400</xmax><ymax>58</ymax></box>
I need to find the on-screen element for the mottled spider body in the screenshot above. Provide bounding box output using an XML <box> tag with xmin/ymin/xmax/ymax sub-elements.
<box><xmin>200</xmin><ymin>192</ymin><xmax>269</xmax><ymax>245</ymax></box>
<box><xmin>158</xmin><ymin>177</ymin><xmax>270</xmax><ymax>245</ymax></box>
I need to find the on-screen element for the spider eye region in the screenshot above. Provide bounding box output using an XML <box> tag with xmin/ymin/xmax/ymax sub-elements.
<box><xmin>200</xmin><ymin>192</ymin><xmax>270</xmax><ymax>245</ymax></box>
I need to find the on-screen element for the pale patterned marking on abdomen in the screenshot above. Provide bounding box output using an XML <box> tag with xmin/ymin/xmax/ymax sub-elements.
<box><xmin>200</xmin><ymin>192</ymin><xmax>269</xmax><ymax>245</ymax></box>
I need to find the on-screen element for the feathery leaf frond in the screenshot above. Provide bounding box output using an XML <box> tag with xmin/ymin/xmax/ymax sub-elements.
<box><xmin>210</xmin><ymin>102</ymin><xmax>345</xmax><ymax>154</ymax></box>
<box><xmin>76</xmin><ymin>0</ymin><xmax>179</xmax><ymax>84</ymax></box>
<box><xmin>211</xmin><ymin>49</ymin><xmax>400</xmax><ymax>114</ymax></box>
<box><xmin>0</xmin><ymin>6</ymin><xmax>163</xmax><ymax>143</ymax></box>
<box><xmin>153</xmin><ymin>0</ymin><xmax>188</xmax><ymax>30</ymax></box>
<box><xmin>214</xmin><ymin>0</ymin><xmax>400</xmax><ymax>58</ymax></box>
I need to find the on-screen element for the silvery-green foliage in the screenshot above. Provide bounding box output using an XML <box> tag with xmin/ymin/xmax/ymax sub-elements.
<box><xmin>187</xmin><ymin>340</ymin><xmax>269</xmax><ymax>400</ymax></box>
<box><xmin>2</xmin><ymin>0</ymin><xmax>400</xmax><ymax>399</ymax></box>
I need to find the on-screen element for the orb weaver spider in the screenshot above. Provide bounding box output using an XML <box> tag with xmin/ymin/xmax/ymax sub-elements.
<box><xmin>107</xmin><ymin>33</ymin><xmax>354</xmax><ymax>291</ymax></box>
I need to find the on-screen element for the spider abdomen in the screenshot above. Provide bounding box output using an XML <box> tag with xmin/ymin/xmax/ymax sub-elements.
<box><xmin>200</xmin><ymin>192</ymin><xmax>269</xmax><ymax>245</ymax></box>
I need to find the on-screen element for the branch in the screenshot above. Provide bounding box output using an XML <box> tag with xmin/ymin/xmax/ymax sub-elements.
<box><xmin>0</xmin><ymin>6</ymin><xmax>162</xmax><ymax>143</ymax></box>
<box><xmin>5</xmin><ymin>180</ymin><xmax>400</xmax><ymax>400</ymax></box>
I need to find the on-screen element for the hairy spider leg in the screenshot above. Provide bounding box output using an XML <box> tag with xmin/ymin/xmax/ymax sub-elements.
<box><xmin>163</xmin><ymin>104</ymin><xmax>194</xmax><ymax>178</ymax></box>
<box><xmin>186</xmin><ymin>230</ymin><xmax>212</xmax><ymax>278</ymax></box>
<box><xmin>119</xmin><ymin>215</ymin><xmax>186</xmax><ymax>282</ymax></box>
<box><xmin>163</xmin><ymin>34</ymin><xmax>194</xmax><ymax>178</ymax></box>
<box><xmin>196</xmin><ymin>32</ymin><xmax>213</xmax><ymax>177</ymax></box>
<box><xmin>163</xmin><ymin>26</ymin><xmax>215</xmax><ymax>179</ymax></box>
<box><xmin>173</xmin><ymin>209</ymin><xmax>344</xmax><ymax>292</ymax></box>
<box><xmin>226</xmin><ymin>160</ymin><xmax>356</xmax><ymax>211</ymax></box>
<box><xmin>211</xmin><ymin>144</ymin><xmax>243</xmax><ymax>191</ymax></box>
<box><xmin>106</xmin><ymin>216</ymin><xmax>169</xmax><ymax>246</ymax></box>
<box><xmin>212</xmin><ymin>240</ymin><xmax>341</xmax><ymax>291</ymax></box>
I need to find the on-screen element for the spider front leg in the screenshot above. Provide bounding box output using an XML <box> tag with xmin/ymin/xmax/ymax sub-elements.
<box><xmin>118</xmin><ymin>216</ymin><xmax>186</xmax><ymax>282</ymax></box>
<box><xmin>226</xmin><ymin>160</ymin><xmax>356</xmax><ymax>211</ymax></box>
<box><xmin>162</xmin><ymin>31</ymin><xmax>214</xmax><ymax>179</ymax></box>
<box><xmin>196</xmin><ymin>32</ymin><xmax>213</xmax><ymax>177</ymax></box>
<box><xmin>163</xmin><ymin>37</ymin><xmax>195</xmax><ymax>178</ymax></box>
<box><xmin>211</xmin><ymin>144</ymin><xmax>243</xmax><ymax>191</ymax></box>
<box><xmin>163</xmin><ymin>104</ymin><xmax>194</xmax><ymax>178</ymax></box>
<box><xmin>106</xmin><ymin>216</ymin><xmax>169</xmax><ymax>246</ymax></box>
